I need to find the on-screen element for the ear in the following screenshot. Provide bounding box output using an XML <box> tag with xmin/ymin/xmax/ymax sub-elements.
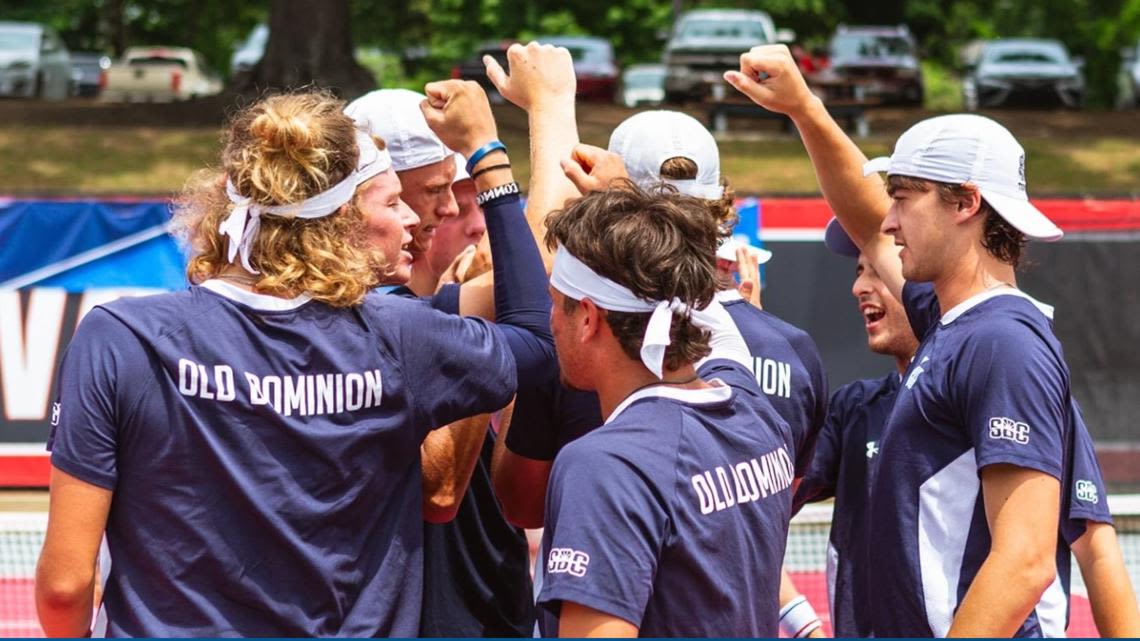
<box><xmin>954</xmin><ymin>183</ymin><xmax>984</xmax><ymax>224</ymax></box>
<box><xmin>578</xmin><ymin>298</ymin><xmax>603</xmax><ymax>344</ymax></box>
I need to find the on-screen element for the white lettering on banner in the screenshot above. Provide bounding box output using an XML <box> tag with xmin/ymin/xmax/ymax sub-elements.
<box><xmin>752</xmin><ymin>357</ymin><xmax>792</xmax><ymax>399</ymax></box>
<box><xmin>690</xmin><ymin>446</ymin><xmax>793</xmax><ymax>515</ymax></box>
<box><xmin>0</xmin><ymin>289</ymin><xmax>66</xmax><ymax>421</ymax></box>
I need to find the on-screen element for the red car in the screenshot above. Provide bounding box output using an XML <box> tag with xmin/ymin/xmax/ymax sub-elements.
<box><xmin>452</xmin><ymin>37</ymin><xmax>619</xmax><ymax>102</ymax></box>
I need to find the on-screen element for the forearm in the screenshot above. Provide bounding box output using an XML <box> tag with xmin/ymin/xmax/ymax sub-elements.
<box><xmin>949</xmin><ymin>548</ymin><xmax>1054</xmax><ymax>636</ymax></box>
<box><xmin>421</xmin><ymin>414</ymin><xmax>493</xmax><ymax>523</ymax></box>
<box><xmin>491</xmin><ymin>400</ymin><xmax>551</xmax><ymax>528</ymax></box>
<box><xmin>789</xmin><ymin>98</ymin><xmax>891</xmax><ymax>247</ymax></box>
<box><xmin>1075</xmin><ymin>523</ymin><xmax>1140</xmax><ymax>636</ymax></box>
<box><xmin>526</xmin><ymin>100</ymin><xmax>580</xmax><ymax>270</ymax></box>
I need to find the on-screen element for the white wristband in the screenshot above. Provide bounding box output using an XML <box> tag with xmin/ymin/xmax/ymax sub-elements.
<box><xmin>779</xmin><ymin>595</ymin><xmax>822</xmax><ymax>638</ymax></box>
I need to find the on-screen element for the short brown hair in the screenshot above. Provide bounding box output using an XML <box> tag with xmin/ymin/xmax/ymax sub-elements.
<box><xmin>888</xmin><ymin>175</ymin><xmax>1027</xmax><ymax>267</ymax></box>
<box><xmin>545</xmin><ymin>182</ymin><xmax>720</xmax><ymax>370</ymax></box>
<box><xmin>171</xmin><ymin>90</ymin><xmax>386</xmax><ymax>307</ymax></box>
<box><xmin>659</xmin><ymin>156</ymin><xmax>737</xmax><ymax>235</ymax></box>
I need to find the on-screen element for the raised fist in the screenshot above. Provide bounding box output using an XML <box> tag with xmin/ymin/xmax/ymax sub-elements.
<box><xmin>484</xmin><ymin>41</ymin><xmax>576</xmax><ymax>111</ymax></box>
<box><xmin>420</xmin><ymin>79</ymin><xmax>499</xmax><ymax>158</ymax></box>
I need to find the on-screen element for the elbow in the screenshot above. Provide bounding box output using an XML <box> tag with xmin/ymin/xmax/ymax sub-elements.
<box><xmin>1009</xmin><ymin>547</ymin><xmax>1058</xmax><ymax>597</ymax></box>
<box><xmin>423</xmin><ymin>490</ymin><xmax>463</xmax><ymax>524</ymax></box>
<box><xmin>35</xmin><ymin>570</ymin><xmax>93</xmax><ymax>614</ymax></box>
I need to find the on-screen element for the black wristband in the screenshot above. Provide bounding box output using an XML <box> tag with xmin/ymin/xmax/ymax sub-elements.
<box><xmin>471</xmin><ymin>163</ymin><xmax>512</xmax><ymax>180</ymax></box>
<box><xmin>475</xmin><ymin>181</ymin><xmax>521</xmax><ymax>206</ymax></box>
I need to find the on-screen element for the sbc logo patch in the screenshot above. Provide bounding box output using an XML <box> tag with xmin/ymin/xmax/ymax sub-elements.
<box><xmin>50</xmin><ymin>402</ymin><xmax>61</xmax><ymax>427</ymax></box>
<box><xmin>1075</xmin><ymin>479</ymin><xmax>1099</xmax><ymax>504</ymax></box>
<box><xmin>547</xmin><ymin>547</ymin><xmax>590</xmax><ymax>578</ymax></box>
<box><xmin>988</xmin><ymin>417</ymin><xmax>1030</xmax><ymax>445</ymax></box>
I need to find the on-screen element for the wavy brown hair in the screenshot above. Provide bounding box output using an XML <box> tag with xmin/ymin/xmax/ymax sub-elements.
<box><xmin>888</xmin><ymin>175</ymin><xmax>1028</xmax><ymax>267</ymax></box>
<box><xmin>545</xmin><ymin>182</ymin><xmax>720</xmax><ymax>371</ymax></box>
<box><xmin>171</xmin><ymin>90</ymin><xmax>386</xmax><ymax>307</ymax></box>
<box><xmin>659</xmin><ymin>156</ymin><xmax>737</xmax><ymax>236</ymax></box>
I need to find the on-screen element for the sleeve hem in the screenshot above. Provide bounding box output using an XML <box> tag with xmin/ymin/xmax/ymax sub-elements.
<box><xmin>976</xmin><ymin>453</ymin><xmax>1063</xmax><ymax>481</ymax></box>
<box><xmin>538</xmin><ymin>584</ymin><xmax>643</xmax><ymax>629</ymax></box>
<box><xmin>50</xmin><ymin>453</ymin><xmax>116</xmax><ymax>490</ymax></box>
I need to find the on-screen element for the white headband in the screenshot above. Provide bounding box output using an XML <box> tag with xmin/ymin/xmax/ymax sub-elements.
<box><xmin>220</xmin><ymin>131</ymin><xmax>392</xmax><ymax>273</ymax></box>
<box><xmin>550</xmin><ymin>245</ymin><xmax>689</xmax><ymax>379</ymax></box>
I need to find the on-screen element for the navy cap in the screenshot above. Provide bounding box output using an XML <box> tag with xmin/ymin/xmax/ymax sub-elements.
<box><xmin>824</xmin><ymin>218</ymin><xmax>860</xmax><ymax>258</ymax></box>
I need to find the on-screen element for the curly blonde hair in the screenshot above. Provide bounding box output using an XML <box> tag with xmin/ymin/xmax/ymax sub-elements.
<box><xmin>659</xmin><ymin>156</ymin><xmax>737</xmax><ymax>236</ymax></box>
<box><xmin>171</xmin><ymin>91</ymin><xmax>386</xmax><ymax>307</ymax></box>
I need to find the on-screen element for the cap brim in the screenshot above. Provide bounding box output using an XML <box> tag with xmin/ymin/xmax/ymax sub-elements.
<box><xmin>863</xmin><ymin>156</ymin><xmax>891</xmax><ymax>177</ymax></box>
<box><xmin>980</xmin><ymin>189</ymin><xmax>1063</xmax><ymax>242</ymax></box>
<box><xmin>716</xmin><ymin>240</ymin><xmax>773</xmax><ymax>264</ymax></box>
<box><xmin>452</xmin><ymin>153</ymin><xmax>469</xmax><ymax>182</ymax></box>
<box><xmin>824</xmin><ymin>218</ymin><xmax>861</xmax><ymax>257</ymax></box>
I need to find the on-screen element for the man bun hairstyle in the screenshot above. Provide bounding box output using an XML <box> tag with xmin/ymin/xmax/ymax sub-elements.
<box><xmin>659</xmin><ymin>156</ymin><xmax>737</xmax><ymax>234</ymax></box>
<box><xmin>545</xmin><ymin>181</ymin><xmax>721</xmax><ymax>371</ymax></box>
<box><xmin>173</xmin><ymin>90</ymin><xmax>386</xmax><ymax>307</ymax></box>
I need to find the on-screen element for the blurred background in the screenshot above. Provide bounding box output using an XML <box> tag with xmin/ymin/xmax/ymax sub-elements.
<box><xmin>0</xmin><ymin>0</ymin><xmax>1137</xmax><ymax>635</ymax></box>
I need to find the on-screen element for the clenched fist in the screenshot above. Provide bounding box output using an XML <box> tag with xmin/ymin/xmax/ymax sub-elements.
<box><xmin>484</xmin><ymin>41</ymin><xmax>576</xmax><ymax>111</ymax></box>
<box><xmin>723</xmin><ymin>44</ymin><xmax>818</xmax><ymax>117</ymax></box>
<box><xmin>420</xmin><ymin>80</ymin><xmax>499</xmax><ymax>158</ymax></box>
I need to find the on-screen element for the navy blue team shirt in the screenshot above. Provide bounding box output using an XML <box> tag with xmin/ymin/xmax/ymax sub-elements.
<box><xmin>867</xmin><ymin>281</ymin><xmax>1086</xmax><ymax>637</ymax></box>
<box><xmin>49</xmin><ymin>286</ymin><xmax>516</xmax><ymax>637</ymax></box>
<box><xmin>537</xmin><ymin>360</ymin><xmax>794</xmax><ymax>636</ymax></box>
<box><xmin>793</xmin><ymin>371</ymin><xmax>899</xmax><ymax>637</ymax></box>
<box><xmin>47</xmin><ymin>193</ymin><xmax>550</xmax><ymax>637</ymax></box>
<box><xmin>716</xmin><ymin>290</ymin><xmax>828</xmax><ymax>477</ymax></box>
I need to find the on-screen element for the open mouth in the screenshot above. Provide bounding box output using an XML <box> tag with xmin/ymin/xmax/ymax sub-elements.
<box><xmin>861</xmin><ymin>303</ymin><xmax>886</xmax><ymax>326</ymax></box>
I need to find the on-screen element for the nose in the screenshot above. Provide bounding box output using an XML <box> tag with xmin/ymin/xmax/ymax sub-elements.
<box><xmin>881</xmin><ymin>205</ymin><xmax>900</xmax><ymax>237</ymax></box>
<box><xmin>400</xmin><ymin>199</ymin><xmax>420</xmax><ymax>231</ymax></box>
<box><xmin>852</xmin><ymin>270</ymin><xmax>873</xmax><ymax>299</ymax></box>
<box><xmin>466</xmin><ymin>210</ymin><xmax>487</xmax><ymax>240</ymax></box>
<box><xmin>438</xmin><ymin>190</ymin><xmax>460</xmax><ymax>220</ymax></box>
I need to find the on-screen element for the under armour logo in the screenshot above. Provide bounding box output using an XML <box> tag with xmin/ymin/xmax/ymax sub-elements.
<box><xmin>866</xmin><ymin>441</ymin><xmax>880</xmax><ymax>459</ymax></box>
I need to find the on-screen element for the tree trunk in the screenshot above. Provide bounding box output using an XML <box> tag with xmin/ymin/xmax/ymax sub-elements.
<box><xmin>237</xmin><ymin>0</ymin><xmax>377</xmax><ymax>98</ymax></box>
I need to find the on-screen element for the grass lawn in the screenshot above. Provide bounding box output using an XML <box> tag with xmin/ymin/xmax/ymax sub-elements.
<box><xmin>2</xmin><ymin>124</ymin><xmax>1138</xmax><ymax>196</ymax></box>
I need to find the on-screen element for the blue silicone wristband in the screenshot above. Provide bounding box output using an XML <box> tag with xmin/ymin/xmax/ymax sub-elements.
<box><xmin>465</xmin><ymin>140</ymin><xmax>507</xmax><ymax>175</ymax></box>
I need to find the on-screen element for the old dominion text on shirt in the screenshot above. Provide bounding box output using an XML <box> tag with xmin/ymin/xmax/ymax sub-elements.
<box><xmin>537</xmin><ymin>360</ymin><xmax>794</xmax><ymax>636</ymax></box>
<box><xmin>48</xmin><ymin>282</ymin><xmax>516</xmax><ymax>637</ymax></box>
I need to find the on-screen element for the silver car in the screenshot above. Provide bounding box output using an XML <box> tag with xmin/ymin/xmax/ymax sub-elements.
<box><xmin>963</xmin><ymin>39</ymin><xmax>1085</xmax><ymax>110</ymax></box>
<box><xmin>1118</xmin><ymin>38</ymin><xmax>1140</xmax><ymax>109</ymax></box>
<box><xmin>0</xmin><ymin>22</ymin><xmax>72</xmax><ymax>100</ymax></box>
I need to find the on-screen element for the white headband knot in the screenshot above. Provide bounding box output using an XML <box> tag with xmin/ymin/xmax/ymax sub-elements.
<box><xmin>551</xmin><ymin>245</ymin><xmax>691</xmax><ymax>379</ymax></box>
<box><xmin>220</xmin><ymin>130</ymin><xmax>392</xmax><ymax>273</ymax></box>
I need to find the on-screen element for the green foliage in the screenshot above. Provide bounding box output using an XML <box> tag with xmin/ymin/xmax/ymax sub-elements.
<box><xmin>921</xmin><ymin>60</ymin><xmax>963</xmax><ymax>111</ymax></box>
<box><xmin>5</xmin><ymin>0</ymin><xmax>1139</xmax><ymax>105</ymax></box>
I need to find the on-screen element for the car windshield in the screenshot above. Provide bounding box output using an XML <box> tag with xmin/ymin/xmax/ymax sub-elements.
<box><xmin>679</xmin><ymin>19</ymin><xmax>770</xmax><ymax>42</ymax></box>
<box><xmin>624</xmin><ymin>71</ymin><xmax>665</xmax><ymax>88</ymax></box>
<box><xmin>0</xmin><ymin>30</ymin><xmax>39</xmax><ymax>51</ymax></box>
<box><xmin>832</xmin><ymin>34</ymin><xmax>912</xmax><ymax>58</ymax></box>
<box><xmin>128</xmin><ymin>56</ymin><xmax>189</xmax><ymax>69</ymax></box>
<box><xmin>984</xmin><ymin>45</ymin><xmax>1068</xmax><ymax>65</ymax></box>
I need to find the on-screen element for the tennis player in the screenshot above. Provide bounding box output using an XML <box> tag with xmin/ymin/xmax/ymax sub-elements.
<box><xmin>34</xmin><ymin>91</ymin><xmax>526</xmax><ymax>637</ymax></box>
<box><xmin>724</xmin><ymin>45</ymin><xmax>1092</xmax><ymax>636</ymax></box>
<box><xmin>535</xmin><ymin>183</ymin><xmax>794</xmax><ymax>637</ymax></box>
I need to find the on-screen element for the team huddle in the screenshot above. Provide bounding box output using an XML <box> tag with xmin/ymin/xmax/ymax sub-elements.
<box><xmin>34</xmin><ymin>43</ymin><xmax>1140</xmax><ymax>638</ymax></box>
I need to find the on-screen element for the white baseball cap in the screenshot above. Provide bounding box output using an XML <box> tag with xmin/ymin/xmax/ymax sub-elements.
<box><xmin>863</xmin><ymin>114</ymin><xmax>1062</xmax><ymax>241</ymax></box>
<box><xmin>345</xmin><ymin>89</ymin><xmax>455</xmax><ymax>172</ymax></box>
<box><xmin>452</xmin><ymin>153</ymin><xmax>470</xmax><ymax>183</ymax></box>
<box><xmin>608</xmin><ymin>110</ymin><xmax>724</xmax><ymax>200</ymax></box>
<box><xmin>716</xmin><ymin>235</ymin><xmax>773</xmax><ymax>264</ymax></box>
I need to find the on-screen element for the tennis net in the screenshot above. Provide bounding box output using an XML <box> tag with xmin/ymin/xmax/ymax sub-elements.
<box><xmin>4</xmin><ymin>496</ymin><xmax>1140</xmax><ymax>637</ymax></box>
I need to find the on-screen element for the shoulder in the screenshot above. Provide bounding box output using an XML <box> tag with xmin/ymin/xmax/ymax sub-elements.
<box><xmin>956</xmin><ymin>299</ymin><xmax>1061</xmax><ymax>359</ymax></box>
<box><xmin>85</xmin><ymin>289</ymin><xmax>202</xmax><ymax>342</ymax></box>
<box><xmin>826</xmin><ymin>374</ymin><xmax>894</xmax><ymax>421</ymax></box>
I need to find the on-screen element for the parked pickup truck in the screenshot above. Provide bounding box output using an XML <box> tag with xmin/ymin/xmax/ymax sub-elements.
<box><xmin>101</xmin><ymin>47</ymin><xmax>222</xmax><ymax>102</ymax></box>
